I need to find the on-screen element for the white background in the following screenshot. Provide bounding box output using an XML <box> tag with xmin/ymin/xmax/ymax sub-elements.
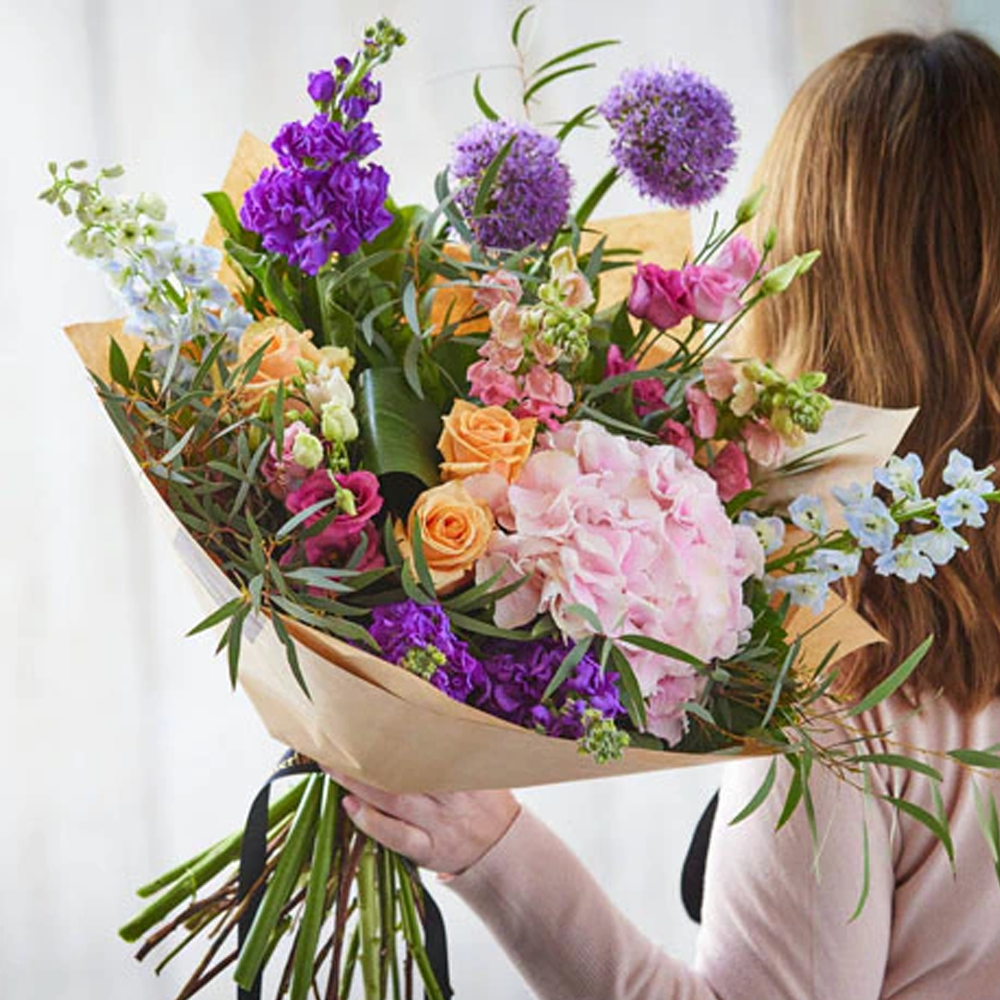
<box><xmin>2</xmin><ymin>1</ymin><xmax>996</xmax><ymax>998</ymax></box>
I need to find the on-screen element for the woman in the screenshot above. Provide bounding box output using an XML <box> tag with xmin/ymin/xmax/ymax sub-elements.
<box><xmin>332</xmin><ymin>31</ymin><xmax>1000</xmax><ymax>999</ymax></box>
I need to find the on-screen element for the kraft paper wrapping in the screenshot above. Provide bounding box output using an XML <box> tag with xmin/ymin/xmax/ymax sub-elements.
<box><xmin>64</xmin><ymin>315</ymin><xmax>903</xmax><ymax>792</ymax></box>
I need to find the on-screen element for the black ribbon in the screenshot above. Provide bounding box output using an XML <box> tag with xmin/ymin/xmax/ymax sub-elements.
<box><xmin>680</xmin><ymin>790</ymin><xmax>719</xmax><ymax>924</ymax></box>
<box><xmin>237</xmin><ymin>750</ymin><xmax>453</xmax><ymax>999</ymax></box>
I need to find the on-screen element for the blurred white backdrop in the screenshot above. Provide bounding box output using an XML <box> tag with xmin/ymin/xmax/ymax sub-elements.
<box><xmin>3</xmin><ymin>1</ymin><xmax>997</xmax><ymax>998</ymax></box>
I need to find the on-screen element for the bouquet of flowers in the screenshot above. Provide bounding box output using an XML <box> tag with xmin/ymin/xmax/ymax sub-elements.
<box><xmin>47</xmin><ymin>12</ymin><xmax>1000</xmax><ymax>1000</ymax></box>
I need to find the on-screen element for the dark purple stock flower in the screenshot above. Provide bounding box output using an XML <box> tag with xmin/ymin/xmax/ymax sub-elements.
<box><xmin>600</xmin><ymin>67</ymin><xmax>738</xmax><ymax>207</ymax></box>
<box><xmin>368</xmin><ymin>601</ymin><xmax>624</xmax><ymax>739</ymax></box>
<box><xmin>451</xmin><ymin>120</ymin><xmax>572</xmax><ymax>251</ymax></box>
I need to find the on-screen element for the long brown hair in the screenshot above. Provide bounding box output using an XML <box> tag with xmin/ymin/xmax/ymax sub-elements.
<box><xmin>743</xmin><ymin>31</ymin><xmax>1000</xmax><ymax>712</ymax></box>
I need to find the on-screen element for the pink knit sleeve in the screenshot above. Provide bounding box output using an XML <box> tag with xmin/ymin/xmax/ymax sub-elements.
<box><xmin>447</xmin><ymin>758</ymin><xmax>895</xmax><ymax>1000</ymax></box>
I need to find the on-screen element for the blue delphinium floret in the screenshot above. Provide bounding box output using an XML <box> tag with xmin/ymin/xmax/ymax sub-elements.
<box><xmin>599</xmin><ymin>66</ymin><xmax>738</xmax><ymax>207</ymax></box>
<box><xmin>450</xmin><ymin>120</ymin><xmax>573</xmax><ymax>251</ymax></box>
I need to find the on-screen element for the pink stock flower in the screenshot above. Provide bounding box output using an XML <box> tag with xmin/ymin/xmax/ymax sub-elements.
<box><xmin>742</xmin><ymin>419</ymin><xmax>784</xmax><ymax>467</ymax></box>
<box><xmin>558</xmin><ymin>271</ymin><xmax>595</xmax><ymax>310</ymax></box>
<box><xmin>515</xmin><ymin>366</ymin><xmax>574</xmax><ymax>428</ymax></box>
<box><xmin>658</xmin><ymin>419</ymin><xmax>695</xmax><ymax>459</ymax></box>
<box><xmin>701</xmin><ymin>356</ymin><xmax>739</xmax><ymax>401</ymax></box>
<box><xmin>709</xmin><ymin>442</ymin><xmax>751</xmax><ymax>502</ymax></box>
<box><xmin>489</xmin><ymin>300</ymin><xmax>524</xmax><ymax>350</ymax></box>
<box><xmin>468</xmin><ymin>359</ymin><xmax>521</xmax><ymax>407</ymax></box>
<box><xmin>474</xmin><ymin>270</ymin><xmax>522</xmax><ymax>310</ymax></box>
<box><xmin>261</xmin><ymin>421</ymin><xmax>311</xmax><ymax>500</ymax></box>
<box><xmin>684</xmin><ymin>265</ymin><xmax>743</xmax><ymax>323</ymax></box>
<box><xmin>482</xmin><ymin>421</ymin><xmax>762</xmax><ymax>745</ymax></box>
<box><xmin>628</xmin><ymin>262</ymin><xmax>694</xmax><ymax>330</ymax></box>
<box><xmin>604</xmin><ymin>344</ymin><xmax>634</xmax><ymax>377</ymax></box>
<box><xmin>284</xmin><ymin>469</ymin><xmax>383</xmax><ymax>566</ymax></box>
<box><xmin>713</xmin><ymin>235</ymin><xmax>762</xmax><ymax>286</ymax></box>
<box><xmin>685</xmin><ymin>385</ymin><xmax>718</xmax><ymax>439</ymax></box>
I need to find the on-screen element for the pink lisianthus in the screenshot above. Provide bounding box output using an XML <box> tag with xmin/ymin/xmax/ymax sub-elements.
<box><xmin>709</xmin><ymin>442</ymin><xmax>751</xmax><ymax>502</ymax></box>
<box><xmin>684</xmin><ymin>265</ymin><xmax>743</xmax><ymax>323</ymax></box>
<box><xmin>628</xmin><ymin>262</ymin><xmax>693</xmax><ymax>330</ymax></box>
<box><xmin>685</xmin><ymin>385</ymin><xmax>718</xmax><ymax>439</ymax></box>
<box><xmin>474</xmin><ymin>270</ymin><xmax>522</xmax><ymax>310</ymax></box>
<box><xmin>261</xmin><ymin>421</ymin><xmax>312</xmax><ymax>500</ymax></box>
<box><xmin>658</xmin><ymin>419</ymin><xmax>695</xmax><ymax>459</ymax></box>
<box><xmin>604</xmin><ymin>345</ymin><xmax>666</xmax><ymax>416</ymax></box>
<box><xmin>515</xmin><ymin>366</ymin><xmax>574</xmax><ymax>428</ymax></box>
<box><xmin>283</xmin><ymin>469</ymin><xmax>383</xmax><ymax>566</ymax></box>
<box><xmin>713</xmin><ymin>235</ymin><xmax>762</xmax><ymax>286</ymax></box>
<box><xmin>701</xmin><ymin>356</ymin><xmax>739</xmax><ymax>401</ymax></box>
<box><xmin>480</xmin><ymin>420</ymin><xmax>763</xmax><ymax>745</ymax></box>
<box><xmin>468</xmin><ymin>359</ymin><xmax>521</xmax><ymax>407</ymax></box>
<box><xmin>742</xmin><ymin>419</ymin><xmax>785</xmax><ymax>468</ymax></box>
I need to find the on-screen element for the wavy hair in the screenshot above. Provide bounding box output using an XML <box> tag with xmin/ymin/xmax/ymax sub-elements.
<box><xmin>742</xmin><ymin>31</ymin><xmax>1000</xmax><ymax>712</ymax></box>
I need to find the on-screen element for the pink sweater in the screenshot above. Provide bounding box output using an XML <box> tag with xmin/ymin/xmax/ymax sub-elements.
<box><xmin>448</xmin><ymin>698</ymin><xmax>1000</xmax><ymax>999</ymax></box>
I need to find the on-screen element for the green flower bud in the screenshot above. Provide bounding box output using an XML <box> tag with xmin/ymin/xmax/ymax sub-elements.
<box><xmin>759</xmin><ymin>256</ymin><xmax>804</xmax><ymax>296</ymax></box>
<box><xmin>577</xmin><ymin>709</ymin><xmax>630</xmax><ymax>764</ymax></box>
<box><xmin>401</xmin><ymin>644</ymin><xmax>447</xmax><ymax>680</ymax></box>
<box><xmin>321</xmin><ymin>401</ymin><xmax>359</xmax><ymax>443</ymax></box>
<box><xmin>762</xmin><ymin>225</ymin><xmax>778</xmax><ymax>253</ymax></box>
<box><xmin>291</xmin><ymin>431</ymin><xmax>324</xmax><ymax>470</ymax></box>
<box><xmin>735</xmin><ymin>186</ymin><xmax>765</xmax><ymax>225</ymax></box>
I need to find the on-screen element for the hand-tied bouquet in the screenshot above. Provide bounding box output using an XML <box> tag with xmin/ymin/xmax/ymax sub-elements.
<box><xmin>47</xmin><ymin>12</ymin><xmax>1000</xmax><ymax>1000</ymax></box>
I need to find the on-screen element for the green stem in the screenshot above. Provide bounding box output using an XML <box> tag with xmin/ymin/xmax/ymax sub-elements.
<box><xmin>574</xmin><ymin>167</ymin><xmax>619</xmax><ymax>230</ymax></box>
<box><xmin>235</xmin><ymin>775</ymin><xmax>324</xmax><ymax>990</ymax></box>
<box><xmin>394</xmin><ymin>858</ymin><xmax>446</xmax><ymax>1000</ymax></box>
<box><xmin>339</xmin><ymin>927</ymin><xmax>361</xmax><ymax>1000</ymax></box>
<box><xmin>358</xmin><ymin>840</ymin><xmax>381</xmax><ymax>1000</ymax></box>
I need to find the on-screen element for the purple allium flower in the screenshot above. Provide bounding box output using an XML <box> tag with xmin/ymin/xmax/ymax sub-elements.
<box><xmin>599</xmin><ymin>67</ymin><xmax>738</xmax><ymax>207</ymax></box>
<box><xmin>451</xmin><ymin>120</ymin><xmax>572</xmax><ymax>251</ymax></box>
<box><xmin>308</xmin><ymin>70</ymin><xmax>337</xmax><ymax>104</ymax></box>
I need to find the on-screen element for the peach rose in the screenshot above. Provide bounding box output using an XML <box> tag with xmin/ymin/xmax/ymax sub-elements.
<box><xmin>236</xmin><ymin>318</ymin><xmax>335</xmax><ymax>410</ymax></box>
<box><xmin>401</xmin><ymin>480</ymin><xmax>495</xmax><ymax>594</ymax></box>
<box><xmin>427</xmin><ymin>244</ymin><xmax>492</xmax><ymax>337</ymax></box>
<box><xmin>438</xmin><ymin>400</ymin><xmax>536</xmax><ymax>484</ymax></box>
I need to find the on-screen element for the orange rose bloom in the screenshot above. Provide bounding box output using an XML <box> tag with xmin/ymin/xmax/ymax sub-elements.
<box><xmin>438</xmin><ymin>400</ymin><xmax>536</xmax><ymax>483</ymax></box>
<box><xmin>402</xmin><ymin>480</ymin><xmax>495</xmax><ymax>594</ymax></box>
<box><xmin>236</xmin><ymin>318</ymin><xmax>325</xmax><ymax>409</ymax></box>
<box><xmin>426</xmin><ymin>244</ymin><xmax>492</xmax><ymax>337</ymax></box>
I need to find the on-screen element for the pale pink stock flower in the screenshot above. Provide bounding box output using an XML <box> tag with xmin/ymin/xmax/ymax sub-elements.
<box><xmin>731</xmin><ymin>370</ymin><xmax>759</xmax><ymax>416</ymax></box>
<box><xmin>474</xmin><ymin>270</ymin><xmax>522</xmax><ymax>310</ymax></box>
<box><xmin>489</xmin><ymin>300</ymin><xmax>524</xmax><ymax>349</ymax></box>
<box><xmin>529</xmin><ymin>331</ymin><xmax>564</xmax><ymax>366</ymax></box>
<box><xmin>709</xmin><ymin>441</ymin><xmax>752</xmax><ymax>501</ymax></box>
<box><xmin>484</xmin><ymin>421</ymin><xmax>763</xmax><ymax>745</ymax></box>
<box><xmin>685</xmin><ymin>385</ymin><xmax>718</xmax><ymax>439</ymax></box>
<box><xmin>558</xmin><ymin>271</ymin><xmax>595</xmax><ymax>310</ymax></box>
<box><xmin>713</xmin><ymin>235</ymin><xmax>762</xmax><ymax>286</ymax></box>
<box><xmin>742</xmin><ymin>419</ymin><xmax>785</xmax><ymax>467</ymax></box>
<box><xmin>515</xmin><ymin>366</ymin><xmax>574</xmax><ymax>427</ymax></box>
<box><xmin>701</xmin><ymin>356</ymin><xmax>739</xmax><ymax>401</ymax></box>
<box><xmin>468</xmin><ymin>359</ymin><xmax>521</xmax><ymax>407</ymax></box>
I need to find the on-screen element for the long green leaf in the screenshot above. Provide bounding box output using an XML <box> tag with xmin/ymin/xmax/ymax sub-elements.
<box><xmin>972</xmin><ymin>781</ymin><xmax>1000</xmax><ymax>887</ymax></box>
<box><xmin>473</xmin><ymin>73</ymin><xmax>500</xmax><ymax>121</ymax></box>
<box><xmin>884</xmin><ymin>795</ymin><xmax>955</xmax><ymax>867</ymax></box>
<box><xmin>523</xmin><ymin>62</ymin><xmax>597</xmax><ymax>104</ymax></box>
<box><xmin>473</xmin><ymin>136</ymin><xmax>517</xmax><ymax>217</ymax></box>
<box><xmin>608</xmin><ymin>644</ymin><xmax>646</xmax><ymax>730</ymax></box>
<box><xmin>186</xmin><ymin>596</ymin><xmax>244</xmax><ymax>637</ymax></box>
<box><xmin>234</xmin><ymin>776</ymin><xmax>323</xmax><ymax>990</ymax></box>
<box><xmin>510</xmin><ymin>4</ymin><xmax>535</xmax><ymax>46</ymax></box>
<box><xmin>532</xmin><ymin>39</ymin><xmax>619</xmax><ymax>76</ymax></box>
<box><xmin>542</xmin><ymin>637</ymin><xmax>593</xmax><ymax>701</ymax></box>
<box><xmin>853</xmin><ymin>753</ymin><xmax>943</xmax><ymax>782</ymax></box>
<box><xmin>271</xmin><ymin>612</ymin><xmax>310</xmax><ymax>697</ymax></box>
<box><xmin>618</xmin><ymin>633</ymin><xmax>705</xmax><ymax>671</ymax></box>
<box><xmin>729</xmin><ymin>758</ymin><xmax>778</xmax><ymax>826</ymax></box>
<box><xmin>775</xmin><ymin>757</ymin><xmax>804</xmax><ymax>831</ymax></box>
<box><xmin>848</xmin><ymin>635</ymin><xmax>933</xmax><ymax>716</ymax></box>
<box><xmin>948</xmin><ymin>749</ymin><xmax>1000</xmax><ymax>770</ymax></box>
<box><xmin>203</xmin><ymin>190</ymin><xmax>244</xmax><ymax>240</ymax></box>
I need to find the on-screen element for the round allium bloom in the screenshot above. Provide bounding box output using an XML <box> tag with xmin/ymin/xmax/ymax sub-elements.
<box><xmin>476</xmin><ymin>420</ymin><xmax>763</xmax><ymax>744</ymax></box>
<box><xmin>599</xmin><ymin>67</ymin><xmax>738</xmax><ymax>207</ymax></box>
<box><xmin>451</xmin><ymin>120</ymin><xmax>572</xmax><ymax>251</ymax></box>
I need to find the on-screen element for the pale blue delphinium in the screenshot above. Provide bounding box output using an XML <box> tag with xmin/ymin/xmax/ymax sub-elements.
<box><xmin>943</xmin><ymin>450</ymin><xmax>995</xmax><ymax>495</ymax></box>
<box><xmin>832</xmin><ymin>481</ymin><xmax>873</xmax><ymax>507</ymax></box>
<box><xmin>873</xmin><ymin>452</ymin><xmax>924</xmax><ymax>501</ymax></box>
<box><xmin>766</xmin><ymin>571</ymin><xmax>834</xmax><ymax>615</ymax></box>
<box><xmin>789</xmin><ymin>495</ymin><xmax>829</xmax><ymax>535</ymax></box>
<box><xmin>806</xmin><ymin>547</ymin><xmax>862</xmax><ymax>579</ymax></box>
<box><xmin>738</xmin><ymin>511</ymin><xmax>786</xmax><ymax>554</ymax></box>
<box><xmin>874</xmin><ymin>536</ymin><xmax>936</xmax><ymax>583</ymax></box>
<box><xmin>912</xmin><ymin>526</ymin><xmax>969</xmax><ymax>565</ymax></box>
<box><xmin>842</xmin><ymin>495</ymin><xmax>898</xmax><ymax>553</ymax></box>
<box><xmin>937</xmin><ymin>488</ymin><xmax>989</xmax><ymax>529</ymax></box>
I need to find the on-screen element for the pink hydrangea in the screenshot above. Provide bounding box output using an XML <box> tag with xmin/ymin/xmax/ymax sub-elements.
<box><xmin>477</xmin><ymin>420</ymin><xmax>762</xmax><ymax>744</ymax></box>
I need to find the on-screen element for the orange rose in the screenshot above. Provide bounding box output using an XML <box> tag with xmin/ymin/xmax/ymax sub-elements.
<box><xmin>401</xmin><ymin>480</ymin><xmax>495</xmax><ymax>594</ymax></box>
<box><xmin>438</xmin><ymin>400</ymin><xmax>536</xmax><ymax>483</ymax></box>
<box><xmin>427</xmin><ymin>244</ymin><xmax>492</xmax><ymax>337</ymax></box>
<box><xmin>236</xmin><ymin>318</ymin><xmax>326</xmax><ymax>409</ymax></box>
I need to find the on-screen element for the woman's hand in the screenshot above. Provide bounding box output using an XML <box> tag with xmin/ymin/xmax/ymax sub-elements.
<box><xmin>325</xmin><ymin>771</ymin><xmax>520</xmax><ymax>876</ymax></box>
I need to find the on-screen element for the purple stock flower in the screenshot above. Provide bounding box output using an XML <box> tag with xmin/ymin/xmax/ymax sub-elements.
<box><xmin>599</xmin><ymin>67</ymin><xmax>738</xmax><ymax>207</ymax></box>
<box><xmin>366</xmin><ymin>602</ymin><xmax>624</xmax><ymax>739</ymax></box>
<box><xmin>450</xmin><ymin>120</ymin><xmax>572</xmax><ymax>251</ymax></box>
<box><xmin>308</xmin><ymin>70</ymin><xmax>337</xmax><ymax>104</ymax></box>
